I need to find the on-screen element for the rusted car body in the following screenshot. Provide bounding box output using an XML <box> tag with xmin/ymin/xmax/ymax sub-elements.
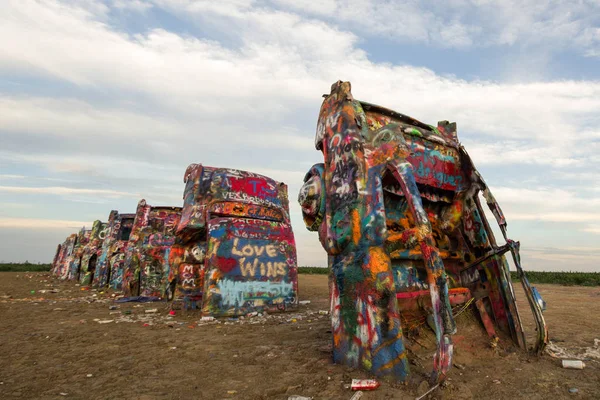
<box><xmin>53</xmin><ymin>233</ymin><xmax>78</xmax><ymax>280</ymax></box>
<box><xmin>169</xmin><ymin>164</ymin><xmax>298</xmax><ymax>316</ymax></box>
<box><xmin>121</xmin><ymin>200</ymin><xmax>182</xmax><ymax>298</ymax></box>
<box><xmin>92</xmin><ymin>210</ymin><xmax>135</xmax><ymax>289</ymax></box>
<box><xmin>78</xmin><ymin>220</ymin><xmax>108</xmax><ymax>285</ymax></box>
<box><xmin>299</xmin><ymin>81</ymin><xmax>547</xmax><ymax>383</ymax></box>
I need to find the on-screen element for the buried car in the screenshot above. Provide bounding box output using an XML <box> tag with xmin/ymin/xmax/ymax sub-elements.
<box><xmin>78</xmin><ymin>220</ymin><xmax>109</xmax><ymax>286</ymax></box>
<box><xmin>53</xmin><ymin>233</ymin><xmax>78</xmax><ymax>280</ymax></box>
<box><xmin>121</xmin><ymin>200</ymin><xmax>182</xmax><ymax>298</ymax></box>
<box><xmin>168</xmin><ymin>164</ymin><xmax>298</xmax><ymax>316</ymax></box>
<box><xmin>92</xmin><ymin>210</ymin><xmax>135</xmax><ymax>290</ymax></box>
<box><xmin>65</xmin><ymin>227</ymin><xmax>92</xmax><ymax>281</ymax></box>
<box><xmin>299</xmin><ymin>81</ymin><xmax>547</xmax><ymax>383</ymax></box>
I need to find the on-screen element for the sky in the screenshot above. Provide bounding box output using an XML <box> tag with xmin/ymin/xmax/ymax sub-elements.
<box><xmin>0</xmin><ymin>0</ymin><xmax>599</xmax><ymax>272</ymax></box>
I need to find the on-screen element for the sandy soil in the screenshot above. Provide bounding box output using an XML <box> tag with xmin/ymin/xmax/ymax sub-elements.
<box><xmin>0</xmin><ymin>272</ymin><xmax>599</xmax><ymax>400</ymax></box>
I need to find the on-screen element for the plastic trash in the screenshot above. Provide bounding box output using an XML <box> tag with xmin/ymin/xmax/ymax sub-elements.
<box><xmin>562</xmin><ymin>360</ymin><xmax>585</xmax><ymax>369</ymax></box>
<box><xmin>288</xmin><ymin>396</ymin><xmax>313</xmax><ymax>400</ymax></box>
<box><xmin>145</xmin><ymin>309</ymin><xmax>158</xmax><ymax>314</ymax></box>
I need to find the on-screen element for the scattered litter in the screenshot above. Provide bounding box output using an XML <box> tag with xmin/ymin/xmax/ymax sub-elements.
<box><xmin>227</xmin><ymin>390</ymin><xmax>237</xmax><ymax>395</ymax></box>
<box><xmin>145</xmin><ymin>309</ymin><xmax>158</xmax><ymax>314</ymax></box>
<box><xmin>170</xmin><ymin>347</ymin><xmax>177</xmax><ymax>350</ymax></box>
<box><xmin>169</xmin><ymin>310</ymin><xmax>176</xmax><ymax>316</ymax></box>
<box><xmin>569</xmin><ymin>388</ymin><xmax>579</xmax><ymax>394</ymax></box>
<box><xmin>546</xmin><ymin>339</ymin><xmax>600</xmax><ymax>361</ymax></box>
<box><xmin>453</xmin><ymin>363</ymin><xmax>465</xmax><ymax>370</ymax></box>
<box><xmin>123</xmin><ymin>310</ymin><xmax>132</xmax><ymax>315</ymax></box>
<box><xmin>59</xmin><ymin>393</ymin><xmax>68</xmax><ymax>396</ymax></box>
<box><xmin>30</xmin><ymin>290</ymin><xmax>35</xmax><ymax>294</ymax></box>
<box><xmin>318</xmin><ymin>310</ymin><xmax>329</xmax><ymax>315</ymax></box>
<box><xmin>200</xmin><ymin>316</ymin><xmax>215</xmax><ymax>322</ymax></box>
<box><xmin>86</xmin><ymin>374</ymin><xmax>93</xmax><ymax>378</ymax></box>
<box><xmin>97</xmin><ymin>320</ymin><xmax>114</xmax><ymax>324</ymax></box>
<box><xmin>247</xmin><ymin>311</ymin><xmax>258</xmax><ymax>317</ymax></box>
<box><xmin>299</xmin><ymin>300</ymin><xmax>311</xmax><ymax>305</ymax></box>
<box><xmin>143</xmin><ymin>323</ymin><xmax>150</xmax><ymax>327</ymax></box>
<box><xmin>493</xmin><ymin>379</ymin><xmax>501</xmax><ymax>384</ymax></box>
<box><xmin>288</xmin><ymin>396</ymin><xmax>313</xmax><ymax>400</ymax></box>
<box><xmin>109</xmin><ymin>305</ymin><xmax>118</xmax><ymax>310</ymax></box>
<box><xmin>53</xmin><ymin>308</ymin><xmax>66</xmax><ymax>311</ymax></box>
<box><xmin>562</xmin><ymin>360</ymin><xmax>585</xmax><ymax>369</ymax></box>
<box><xmin>351</xmin><ymin>379</ymin><xmax>379</xmax><ymax>391</ymax></box>
<box><xmin>349</xmin><ymin>391</ymin><xmax>363</xmax><ymax>400</ymax></box>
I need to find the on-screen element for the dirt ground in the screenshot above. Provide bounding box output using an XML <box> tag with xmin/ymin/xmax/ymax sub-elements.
<box><xmin>0</xmin><ymin>272</ymin><xmax>599</xmax><ymax>400</ymax></box>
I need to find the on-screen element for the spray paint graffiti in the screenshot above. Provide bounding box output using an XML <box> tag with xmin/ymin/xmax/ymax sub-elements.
<box><xmin>52</xmin><ymin>234</ymin><xmax>77</xmax><ymax>280</ymax></box>
<box><xmin>92</xmin><ymin>210</ymin><xmax>135</xmax><ymax>289</ymax></box>
<box><xmin>170</xmin><ymin>164</ymin><xmax>298</xmax><ymax>316</ymax></box>
<box><xmin>299</xmin><ymin>81</ymin><xmax>547</xmax><ymax>383</ymax></box>
<box><xmin>66</xmin><ymin>228</ymin><xmax>91</xmax><ymax>281</ymax></box>
<box><xmin>121</xmin><ymin>199</ymin><xmax>182</xmax><ymax>298</ymax></box>
<box><xmin>78</xmin><ymin>220</ymin><xmax>108</xmax><ymax>285</ymax></box>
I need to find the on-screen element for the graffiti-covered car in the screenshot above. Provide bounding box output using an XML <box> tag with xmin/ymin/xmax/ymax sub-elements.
<box><xmin>65</xmin><ymin>227</ymin><xmax>91</xmax><ymax>281</ymax></box>
<box><xmin>122</xmin><ymin>200</ymin><xmax>181</xmax><ymax>298</ymax></box>
<box><xmin>299</xmin><ymin>81</ymin><xmax>547</xmax><ymax>383</ymax></box>
<box><xmin>78</xmin><ymin>220</ymin><xmax>108</xmax><ymax>285</ymax></box>
<box><xmin>92</xmin><ymin>210</ymin><xmax>135</xmax><ymax>289</ymax></box>
<box><xmin>169</xmin><ymin>164</ymin><xmax>298</xmax><ymax>316</ymax></box>
<box><xmin>53</xmin><ymin>233</ymin><xmax>78</xmax><ymax>280</ymax></box>
<box><xmin>51</xmin><ymin>242</ymin><xmax>63</xmax><ymax>277</ymax></box>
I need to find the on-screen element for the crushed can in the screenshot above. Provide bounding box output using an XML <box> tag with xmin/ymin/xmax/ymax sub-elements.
<box><xmin>351</xmin><ymin>379</ymin><xmax>380</xmax><ymax>391</ymax></box>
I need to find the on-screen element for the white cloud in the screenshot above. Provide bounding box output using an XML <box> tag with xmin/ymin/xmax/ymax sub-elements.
<box><xmin>583</xmin><ymin>225</ymin><xmax>600</xmax><ymax>234</ymax></box>
<box><xmin>272</xmin><ymin>0</ymin><xmax>600</xmax><ymax>55</ymax></box>
<box><xmin>112</xmin><ymin>0</ymin><xmax>153</xmax><ymax>12</ymax></box>
<box><xmin>0</xmin><ymin>185</ymin><xmax>135</xmax><ymax>198</ymax></box>
<box><xmin>0</xmin><ymin>174</ymin><xmax>26</xmax><ymax>179</ymax></box>
<box><xmin>0</xmin><ymin>0</ymin><xmax>598</xmax><ymax>269</ymax></box>
<box><xmin>0</xmin><ymin>217</ymin><xmax>89</xmax><ymax>229</ymax></box>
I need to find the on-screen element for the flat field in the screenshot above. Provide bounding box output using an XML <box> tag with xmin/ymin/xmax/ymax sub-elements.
<box><xmin>0</xmin><ymin>272</ymin><xmax>599</xmax><ymax>399</ymax></box>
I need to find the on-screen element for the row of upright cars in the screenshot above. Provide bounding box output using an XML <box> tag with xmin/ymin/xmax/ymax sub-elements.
<box><xmin>51</xmin><ymin>81</ymin><xmax>549</xmax><ymax>383</ymax></box>
<box><xmin>51</xmin><ymin>164</ymin><xmax>299</xmax><ymax>317</ymax></box>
